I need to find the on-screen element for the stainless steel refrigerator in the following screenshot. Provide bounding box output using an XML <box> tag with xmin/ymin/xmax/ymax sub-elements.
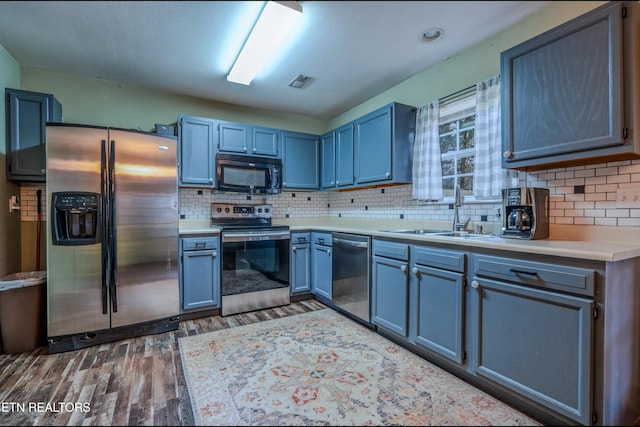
<box><xmin>45</xmin><ymin>124</ymin><xmax>179</xmax><ymax>353</ymax></box>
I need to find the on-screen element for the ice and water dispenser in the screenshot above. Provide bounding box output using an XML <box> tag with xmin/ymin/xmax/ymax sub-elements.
<box><xmin>51</xmin><ymin>192</ymin><xmax>101</xmax><ymax>245</ymax></box>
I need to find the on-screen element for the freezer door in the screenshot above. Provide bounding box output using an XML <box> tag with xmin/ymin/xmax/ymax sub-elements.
<box><xmin>109</xmin><ymin>129</ymin><xmax>179</xmax><ymax>327</ymax></box>
<box><xmin>46</xmin><ymin>125</ymin><xmax>109</xmax><ymax>336</ymax></box>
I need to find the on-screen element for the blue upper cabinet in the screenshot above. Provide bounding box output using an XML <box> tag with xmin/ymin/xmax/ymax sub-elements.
<box><xmin>501</xmin><ymin>1</ymin><xmax>640</xmax><ymax>170</ymax></box>
<box><xmin>335</xmin><ymin>123</ymin><xmax>354</xmax><ymax>187</ymax></box>
<box><xmin>6</xmin><ymin>88</ymin><xmax>62</xmax><ymax>182</ymax></box>
<box><xmin>178</xmin><ymin>115</ymin><xmax>216</xmax><ymax>187</ymax></box>
<box><xmin>354</xmin><ymin>102</ymin><xmax>415</xmax><ymax>186</ymax></box>
<box><xmin>281</xmin><ymin>130</ymin><xmax>320</xmax><ymax>190</ymax></box>
<box><xmin>218</xmin><ymin>121</ymin><xmax>279</xmax><ymax>157</ymax></box>
<box><xmin>320</xmin><ymin>131</ymin><xmax>336</xmax><ymax>189</ymax></box>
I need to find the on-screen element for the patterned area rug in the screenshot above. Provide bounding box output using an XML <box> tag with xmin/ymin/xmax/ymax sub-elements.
<box><xmin>179</xmin><ymin>309</ymin><xmax>540</xmax><ymax>426</ymax></box>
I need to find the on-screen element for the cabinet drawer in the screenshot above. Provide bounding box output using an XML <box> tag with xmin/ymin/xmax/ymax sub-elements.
<box><xmin>292</xmin><ymin>233</ymin><xmax>311</xmax><ymax>244</ymax></box>
<box><xmin>312</xmin><ymin>232</ymin><xmax>332</xmax><ymax>246</ymax></box>
<box><xmin>182</xmin><ymin>237</ymin><xmax>219</xmax><ymax>251</ymax></box>
<box><xmin>413</xmin><ymin>245</ymin><xmax>466</xmax><ymax>273</ymax></box>
<box><xmin>473</xmin><ymin>254</ymin><xmax>596</xmax><ymax>297</ymax></box>
<box><xmin>372</xmin><ymin>239</ymin><xmax>409</xmax><ymax>261</ymax></box>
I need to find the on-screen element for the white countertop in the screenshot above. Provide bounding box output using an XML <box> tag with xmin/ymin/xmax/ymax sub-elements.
<box><xmin>179</xmin><ymin>217</ymin><xmax>640</xmax><ymax>262</ymax></box>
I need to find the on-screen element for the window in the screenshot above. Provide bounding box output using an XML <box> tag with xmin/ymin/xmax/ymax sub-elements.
<box><xmin>439</xmin><ymin>90</ymin><xmax>476</xmax><ymax>199</ymax></box>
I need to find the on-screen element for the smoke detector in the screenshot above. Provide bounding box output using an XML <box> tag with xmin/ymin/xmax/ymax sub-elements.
<box><xmin>288</xmin><ymin>74</ymin><xmax>314</xmax><ymax>89</ymax></box>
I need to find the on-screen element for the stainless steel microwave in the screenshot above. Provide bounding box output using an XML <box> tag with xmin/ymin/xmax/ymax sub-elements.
<box><xmin>216</xmin><ymin>153</ymin><xmax>282</xmax><ymax>194</ymax></box>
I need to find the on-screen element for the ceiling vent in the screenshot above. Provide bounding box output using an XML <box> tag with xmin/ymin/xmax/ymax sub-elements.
<box><xmin>288</xmin><ymin>74</ymin><xmax>313</xmax><ymax>89</ymax></box>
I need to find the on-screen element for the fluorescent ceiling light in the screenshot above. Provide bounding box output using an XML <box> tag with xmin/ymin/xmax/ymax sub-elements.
<box><xmin>227</xmin><ymin>1</ymin><xmax>302</xmax><ymax>86</ymax></box>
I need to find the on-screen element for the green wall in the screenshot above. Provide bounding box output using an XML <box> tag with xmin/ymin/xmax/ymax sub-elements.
<box><xmin>20</xmin><ymin>69</ymin><xmax>327</xmax><ymax>135</ymax></box>
<box><xmin>0</xmin><ymin>43</ymin><xmax>22</xmax><ymax>276</ymax></box>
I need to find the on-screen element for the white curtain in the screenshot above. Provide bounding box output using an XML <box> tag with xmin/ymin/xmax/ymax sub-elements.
<box><xmin>473</xmin><ymin>75</ymin><xmax>504</xmax><ymax>198</ymax></box>
<box><xmin>412</xmin><ymin>101</ymin><xmax>443</xmax><ymax>200</ymax></box>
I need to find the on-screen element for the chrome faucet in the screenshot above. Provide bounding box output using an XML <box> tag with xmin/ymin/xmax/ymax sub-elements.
<box><xmin>452</xmin><ymin>185</ymin><xmax>470</xmax><ymax>231</ymax></box>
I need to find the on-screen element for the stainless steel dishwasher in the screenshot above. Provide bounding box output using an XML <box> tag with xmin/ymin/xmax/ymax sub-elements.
<box><xmin>331</xmin><ymin>232</ymin><xmax>372</xmax><ymax>326</ymax></box>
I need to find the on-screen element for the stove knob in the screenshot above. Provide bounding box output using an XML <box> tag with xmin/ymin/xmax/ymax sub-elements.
<box><xmin>225</xmin><ymin>207</ymin><xmax>230</xmax><ymax>213</ymax></box>
<box><xmin>264</xmin><ymin>208</ymin><xmax>270</xmax><ymax>213</ymax></box>
<box><xmin>257</xmin><ymin>208</ymin><xmax>263</xmax><ymax>213</ymax></box>
<box><xmin>216</xmin><ymin>207</ymin><xmax>222</xmax><ymax>213</ymax></box>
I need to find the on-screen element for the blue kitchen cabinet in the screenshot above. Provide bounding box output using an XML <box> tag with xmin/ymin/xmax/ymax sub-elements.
<box><xmin>180</xmin><ymin>236</ymin><xmax>220</xmax><ymax>311</ymax></box>
<box><xmin>218</xmin><ymin>121</ymin><xmax>279</xmax><ymax>157</ymax></box>
<box><xmin>371</xmin><ymin>239</ymin><xmax>410</xmax><ymax>337</ymax></box>
<box><xmin>469</xmin><ymin>253</ymin><xmax>595</xmax><ymax>425</ymax></box>
<box><xmin>354</xmin><ymin>102</ymin><xmax>415</xmax><ymax>186</ymax></box>
<box><xmin>408</xmin><ymin>245</ymin><xmax>466</xmax><ymax>364</ymax></box>
<box><xmin>311</xmin><ymin>232</ymin><xmax>332</xmax><ymax>299</ymax></box>
<box><xmin>501</xmin><ymin>1</ymin><xmax>640</xmax><ymax>170</ymax></box>
<box><xmin>178</xmin><ymin>115</ymin><xmax>216</xmax><ymax>187</ymax></box>
<box><xmin>281</xmin><ymin>130</ymin><xmax>320</xmax><ymax>190</ymax></box>
<box><xmin>320</xmin><ymin>131</ymin><xmax>335</xmax><ymax>189</ymax></box>
<box><xmin>6</xmin><ymin>88</ymin><xmax>62</xmax><ymax>182</ymax></box>
<box><xmin>335</xmin><ymin>123</ymin><xmax>354</xmax><ymax>187</ymax></box>
<box><xmin>290</xmin><ymin>232</ymin><xmax>311</xmax><ymax>294</ymax></box>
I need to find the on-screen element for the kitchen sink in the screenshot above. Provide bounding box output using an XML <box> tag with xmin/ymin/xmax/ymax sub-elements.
<box><xmin>429</xmin><ymin>231</ymin><xmax>494</xmax><ymax>239</ymax></box>
<box><xmin>379</xmin><ymin>228</ymin><xmax>447</xmax><ymax>234</ymax></box>
<box><xmin>379</xmin><ymin>229</ymin><xmax>494</xmax><ymax>238</ymax></box>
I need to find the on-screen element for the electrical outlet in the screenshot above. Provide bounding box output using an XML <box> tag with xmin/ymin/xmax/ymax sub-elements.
<box><xmin>616</xmin><ymin>187</ymin><xmax>640</xmax><ymax>208</ymax></box>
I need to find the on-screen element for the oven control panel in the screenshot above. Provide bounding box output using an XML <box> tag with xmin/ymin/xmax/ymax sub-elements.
<box><xmin>211</xmin><ymin>203</ymin><xmax>272</xmax><ymax>219</ymax></box>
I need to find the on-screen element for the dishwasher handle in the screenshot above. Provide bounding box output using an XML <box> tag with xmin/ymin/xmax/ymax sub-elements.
<box><xmin>332</xmin><ymin>237</ymin><xmax>369</xmax><ymax>248</ymax></box>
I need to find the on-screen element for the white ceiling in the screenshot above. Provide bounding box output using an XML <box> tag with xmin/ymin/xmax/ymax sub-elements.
<box><xmin>0</xmin><ymin>1</ymin><xmax>549</xmax><ymax>120</ymax></box>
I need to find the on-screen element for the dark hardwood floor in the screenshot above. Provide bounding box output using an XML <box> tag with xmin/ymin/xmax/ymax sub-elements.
<box><xmin>0</xmin><ymin>299</ymin><xmax>327</xmax><ymax>426</ymax></box>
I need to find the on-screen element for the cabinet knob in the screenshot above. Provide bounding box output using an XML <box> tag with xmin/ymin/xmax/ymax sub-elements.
<box><xmin>209</xmin><ymin>178</ymin><xmax>213</xmax><ymax>183</ymax></box>
<box><xmin>471</xmin><ymin>280</ymin><xmax>480</xmax><ymax>289</ymax></box>
<box><xmin>292</xmin><ymin>247</ymin><xmax>297</xmax><ymax>252</ymax></box>
<box><xmin>503</xmin><ymin>150</ymin><xmax>512</xmax><ymax>159</ymax></box>
<box><xmin>327</xmin><ymin>249</ymin><xmax>331</xmax><ymax>255</ymax></box>
<box><xmin>41</xmin><ymin>168</ymin><xmax>46</xmax><ymax>174</ymax></box>
<box><xmin>385</xmin><ymin>172</ymin><xmax>390</xmax><ymax>178</ymax></box>
<box><xmin>331</xmin><ymin>181</ymin><xmax>334</xmax><ymax>186</ymax></box>
<box><xmin>400</xmin><ymin>264</ymin><xmax>407</xmax><ymax>273</ymax></box>
<box><xmin>411</xmin><ymin>267</ymin><xmax>418</xmax><ymax>275</ymax></box>
<box><xmin>283</xmin><ymin>182</ymin><xmax>287</xmax><ymax>187</ymax></box>
<box><xmin>253</xmin><ymin>147</ymin><xmax>257</xmax><ymax>153</ymax></box>
<box><xmin>243</xmin><ymin>147</ymin><xmax>247</xmax><ymax>152</ymax></box>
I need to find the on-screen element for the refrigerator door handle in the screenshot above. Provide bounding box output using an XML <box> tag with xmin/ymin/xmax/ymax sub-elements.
<box><xmin>101</xmin><ymin>139</ymin><xmax>109</xmax><ymax>315</ymax></box>
<box><xmin>109</xmin><ymin>139</ymin><xmax>118</xmax><ymax>313</ymax></box>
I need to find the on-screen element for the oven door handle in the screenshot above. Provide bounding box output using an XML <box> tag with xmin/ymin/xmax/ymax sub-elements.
<box><xmin>223</xmin><ymin>231</ymin><xmax>290</xmax><ymax>242</ymax></box>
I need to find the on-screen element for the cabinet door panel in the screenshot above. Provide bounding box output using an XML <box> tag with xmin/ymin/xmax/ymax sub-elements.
<box><xmin>291</xmin><ymin>242</ymin><xmax>311</xmax><ymax>294</ymax></box>
<box><xmin>182</xmin><ymin>249</ymin><xmax>220</xmax><ymax>310</ymax></box>
<box><xmin>335</xmin><ymin>124</ymin><xmax>354</xmax><ymax>187</ymax></box>
<box><xmin>413</xmin><ymin>265</ymin><xmax>464</xmax><ymax>364</ymax></box>
<box><xmin>282</xmin><ymin>131</ymin><xmax>319</xmax><ymax>189</ymax></box>
<box><xmin>502</xmin><ymin>2</ymin><xmax>624</xmax><ymax>168</ymax></box>
<box><xmin>252</xmin><ymin>126</ymin><xmax>279</xmax><ymax>156</ymax></box>
<box><xmin>218</xmin><ymin>122</ymin><xmax>249</xmax><ymax>154</ymax></box>
<box><xmin>371</xmin><ymin>255</ymin><xmax>408</xmax><ymax>337</ymax></box>
<box><xmin>321</xmin><ymin>131</ymin><xmax>335</xmax><ymax>188</ymax></box>
<box><xmin>470</xmin><ymin>277</ymin><xmax>593</xmax><ymax>425</ymax></box>
<box><xmin>312</xmin><ymin>244</ymin><xmax>332</xmax><ymax>299</ymax></box>
<box><xmin>355</xmin><ymin>106</ymin><xmax>392</xmax><ymax>184</ymax></box>
<box><xmin>179</xmin><ymin>116</ymin><xmax>215</xmax><ymax>186</ymax></box>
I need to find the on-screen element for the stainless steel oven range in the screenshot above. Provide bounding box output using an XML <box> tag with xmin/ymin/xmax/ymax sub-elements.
<box><xmin>211</xmin><ymin>203</ymin><xmax>290</xmax><ymax>316</ymax></box>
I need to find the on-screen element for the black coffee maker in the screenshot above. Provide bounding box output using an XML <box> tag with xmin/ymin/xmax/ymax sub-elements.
<box><xmin>501</xmin><ymin>187</ymin><xmax>549</xmax><ymax>240</ymax></box>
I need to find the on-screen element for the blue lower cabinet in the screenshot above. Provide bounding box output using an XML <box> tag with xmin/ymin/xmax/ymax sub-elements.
<box><xmin>371</xmin><ymin>240</ymin><xmax>410</xmax><ymax>337</ymax></box>
<box><xmin>408</xmin><ymin>245</ymin><xmax>466</xmax><ymax>364</ymax></box>
<box><xmin>311</xmin><ymin>232</ymin><xmax>332</xmax><ymax>299</ymax></box>
<box><xmin>290</xmin><ymin>233</ymin><xmax>311</xmax><ymax>294</ymax></box>
<box><xmin>180</xmin><ymin>237</ymin><xmax>220</xmax><ymax>311</ymax></box>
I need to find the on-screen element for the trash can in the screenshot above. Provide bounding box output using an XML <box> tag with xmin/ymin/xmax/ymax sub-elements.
<box><xmin>0</xmin><ymin>271</ymin><xmax>47</xmax><ymax>354</ymax></box>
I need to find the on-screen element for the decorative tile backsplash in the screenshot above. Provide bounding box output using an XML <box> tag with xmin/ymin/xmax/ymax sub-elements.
<box><xmin>20</xmin><ymin>158</ymin><xmax>640</xmax><ymax>227</ymax></box>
